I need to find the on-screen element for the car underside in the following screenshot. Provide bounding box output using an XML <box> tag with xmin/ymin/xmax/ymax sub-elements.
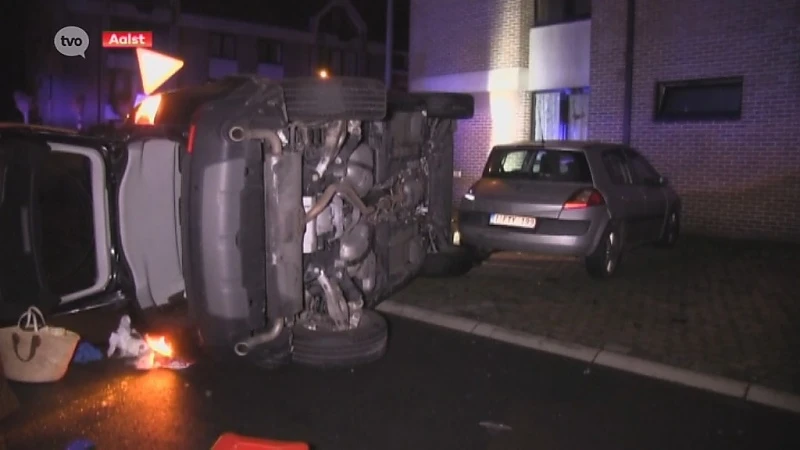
<box><xmin>164</xmin><ymin>76</ymin><xmax>474</xmax><ymax>367</ymax></box>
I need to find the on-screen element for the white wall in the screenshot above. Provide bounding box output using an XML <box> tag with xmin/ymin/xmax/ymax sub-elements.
<box><xmin>528</xmin><ymin>20</ymin><xmax>591</xmax><ymax>91</ymax></box>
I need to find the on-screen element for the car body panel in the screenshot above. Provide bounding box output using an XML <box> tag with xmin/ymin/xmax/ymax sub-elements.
<box><xmin>117</xmin><ymin>138</ymin><xmax>184</xmax><ymax>309</ymax></box>
<box><xmin>46</xmin><ymin>141</ymin><xmax>114</xmax><ymax>303</ymax></box>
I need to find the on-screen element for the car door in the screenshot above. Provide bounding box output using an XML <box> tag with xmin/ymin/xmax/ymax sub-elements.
<box><xmin>623</xmin><ymin>148</ymin><xmax>669</xmax><ymax>242</ymax></box>
<box><xmin>599</xmin><ymin>148</ymin><xmax>648</xmax><ymax>244</ymax></box>
<box><xmin>0</xmin><ymin>128</ymin><xmax>115</xmax><ymax>320</ymax></box>
<box><xmin>117</xmin><ymin>137</ymin><xmax>185</xmax><ymax>310</ymax></box>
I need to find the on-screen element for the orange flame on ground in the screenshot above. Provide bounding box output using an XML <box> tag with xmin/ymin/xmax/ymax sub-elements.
<box><xmin>144</xmin><ymin>335</ymin><xmax>174</xmax><ymax>358</ymax></box>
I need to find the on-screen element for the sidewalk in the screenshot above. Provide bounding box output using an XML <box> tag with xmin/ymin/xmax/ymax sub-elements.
<box><xmin>388</xmin><ymin>236</ymin><xmax>800</xmax><ymax>398</ymax></box>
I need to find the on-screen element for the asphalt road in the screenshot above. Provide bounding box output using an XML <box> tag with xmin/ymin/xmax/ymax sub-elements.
<box><xmin>2</xmin><ymin>313</ymin><xmax>799</xmax><ymax>450</ymax></box>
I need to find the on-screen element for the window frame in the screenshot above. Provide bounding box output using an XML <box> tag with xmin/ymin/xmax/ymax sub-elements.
<box><xmin>654</xmin><ymin>76</ymin><xmax>744</xmax><ymax>121</ymax></box>
<box><xmin>209</xmin><ymin>32</ymin><xmax>237</xmax><ymax>60</ymax></box>
<box><xmin>601</xmin><ymin>149</ymin><xmax>633</xmax><ymax>186</ymax></box>
<box><xmin>257</xmin><ymin>38</ymin><xmax>283</xmax><ymax>65</ymax></box>
<box><xmin>534</xmin><ymin>0</ymin><xmax>591</xmax><ymax>27</ymax></box>
<box><xmin>623</xmin><ymin>148</ymin><xmax>662</xmax><ymax>186</ymax></box>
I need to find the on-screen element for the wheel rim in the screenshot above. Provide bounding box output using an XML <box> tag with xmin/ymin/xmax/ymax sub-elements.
<box><xmin>604</xmin><ymin>231</ymin><xmax>618</xmax><ymax>273</ymax></box>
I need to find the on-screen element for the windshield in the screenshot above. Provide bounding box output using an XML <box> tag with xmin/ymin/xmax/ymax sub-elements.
<box><xmin>483</xmin><ymin>147</ymin><xmax>593</xmax><ymax>183</ymax></box>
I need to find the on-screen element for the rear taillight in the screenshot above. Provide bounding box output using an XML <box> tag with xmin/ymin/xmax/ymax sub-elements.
<box><xmin>563</xmin><ymin>188</ymin><xmax>605</xmax><ymax>210</ymax></box>
<box><xmin>187</xmin><ymin>125</ymin><xmax>196</xmax><ymax>154</ymax></box>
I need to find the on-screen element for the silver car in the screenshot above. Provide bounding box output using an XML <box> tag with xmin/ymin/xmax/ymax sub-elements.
<box><xmin>458</xmin><ymin>141</ymin><xmax>681</xmax><ymax>278</ymax></box>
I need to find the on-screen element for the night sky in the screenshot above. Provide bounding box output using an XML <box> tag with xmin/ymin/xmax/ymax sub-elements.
<box><xmin>0</xmin><ymin>0</ymin><xmax>409</xmax><ymax>116</ymax></box>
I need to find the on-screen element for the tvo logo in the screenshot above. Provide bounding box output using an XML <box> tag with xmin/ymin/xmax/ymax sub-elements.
<box><xmin>54</xmin><ymin>26</ymin><xmax>90</xmax><ymax>58</ymax></box>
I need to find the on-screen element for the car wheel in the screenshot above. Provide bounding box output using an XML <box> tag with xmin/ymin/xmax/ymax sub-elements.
<box><xmin>291</xmin><ymin>309</ymin><xmax>388</xmax><ymax>369</ymax></box>
<box><xmin>656</xmin><ymin>210</ymin><xmax>680</xmax><ymax>248</ymax></box>
<box><xmin>585</xmin><ymin>225</ymin><xmax>623</xmax><ymax>279</ymax></box>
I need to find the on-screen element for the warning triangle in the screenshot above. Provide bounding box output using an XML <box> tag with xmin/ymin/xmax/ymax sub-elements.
<box><xmin>136</xmin><ymin>48</ymin><xmax>185</xmax><ymax>95</ymax></box>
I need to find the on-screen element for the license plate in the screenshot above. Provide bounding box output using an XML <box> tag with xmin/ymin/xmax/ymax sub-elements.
<box><xmin>489</xmin><ymin>213</ymin><xmax>537</xmax><ymax>229</ymax></box>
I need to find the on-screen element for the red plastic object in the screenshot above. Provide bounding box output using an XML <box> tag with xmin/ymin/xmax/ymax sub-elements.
<box><xmin>211</xmin><ymin>433</ymin><xmax>309</xmax><ymax>450</ymax></box>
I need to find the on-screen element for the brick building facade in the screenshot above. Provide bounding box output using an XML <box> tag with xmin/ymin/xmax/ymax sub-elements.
<box><xmin>410</xmin><ymin>0</ymin><xmax>800</xmax><ymax>241</ymax></box>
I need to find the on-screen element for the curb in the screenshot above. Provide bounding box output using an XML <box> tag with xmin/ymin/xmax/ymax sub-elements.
<box><xmin>376</xmin><ymin>301</ymin><xmax>800</xmax><ymax>415</ymax></box>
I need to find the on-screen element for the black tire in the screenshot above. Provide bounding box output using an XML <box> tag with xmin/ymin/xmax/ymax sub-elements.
<box><xmin>388</xmin><ymin>92</ymin><xmax>475</xmax><ymax>119</ymax></box>
<box><xmin>585</xmin><ymin>225</ymin><xmax>624</xmax><ymax>279</ymax></box>
<box><xmin>291</xmin><ymin>310</ymin><xmax>388</xmax><ymax>369</ymax></box>
<box><xmin>421</xmin><ymin>93</ymin><xmax>475</xmax><ymax>119</ymax></box>
<box><xmin>282</xmin><ymin>77</ymin><xmax>387</xmax><ymax>121</ymax></box>
<box><xmin>655</xmin><ymin>210</ymin><xmax>680</xmax><ymax>248</ymax></box>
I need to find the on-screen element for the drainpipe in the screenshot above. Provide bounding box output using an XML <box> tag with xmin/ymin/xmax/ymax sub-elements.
<box><xmin>622</xmin><ymin>0</ymin><xmax>636</xmax><ymax>145</ymax></box>
<box><xmin>384</xmin><ymin>0</ymin><xmax>394</xmax><ymax>89</ymax></box>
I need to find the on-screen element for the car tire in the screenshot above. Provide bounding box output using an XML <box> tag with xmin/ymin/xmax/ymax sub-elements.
<box><xmin>585</xmin><ymin>225</ymin><xmax>624</xmax><ymax>279</ymax></box>
<box><xmin>291</xmin><ymin>310</ymin><xmax>388</xmax><ymax>369</ymax></box>
<box><xmin>655</xmin><ymin>210</ymin><xmax>680</xmax><ymax>248</ymax></box>
<box><xmin>282</xmin><ymin>77</ymin><xmax>387</xmax><ymax>121</ymax></box>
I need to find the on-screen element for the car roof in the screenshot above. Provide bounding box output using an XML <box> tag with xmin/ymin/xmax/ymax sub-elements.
<box><xmin>493</xmin><ymin>140</ymin><xmax>625</xmax><ymax>152</ymax></box>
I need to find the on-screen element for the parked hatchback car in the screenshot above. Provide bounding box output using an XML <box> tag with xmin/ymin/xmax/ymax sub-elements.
<box><xmin>0</xmin><ymin>75</ymin><xmax>474</xmax><ymax>369</ymax></box>
<box><xmin>458</xmin><ymin>141</ymin><xmax>681</xmax><ymax>278</ymax></box>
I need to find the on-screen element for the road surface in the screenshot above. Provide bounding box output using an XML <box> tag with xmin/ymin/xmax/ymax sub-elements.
<box><xmin>2</xmin><ymin>314</ymin><xmax>798</xmax><ymax>450</ymax></box>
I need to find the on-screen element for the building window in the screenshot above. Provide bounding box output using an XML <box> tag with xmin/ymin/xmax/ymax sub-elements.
<box><xmin>210</xmin><ymin>32</ymin><xmax>237</xmax><ymax>60</ymax></box>
<box><xmin>654</xmin><ymin>77</ymin><xmax>743</xmax><ymax>120</ymax></box>
<box><xmin>535</xmin><ymin>0</ymin><xmax>591</xmax><ymax>27</ymax></box>
<box><xmin>257</xmin><ymin>39</ymin><xmax>282</xmax><ymax>65</ymax></box>
<box><xmin>531</xmin><ymin>88</ymin><xmax>589</xmax><ymax>141</ymax></box>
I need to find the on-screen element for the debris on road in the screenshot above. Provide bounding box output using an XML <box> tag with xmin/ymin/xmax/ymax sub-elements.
<box><xmin>479</xmin><ymin>421</ymin><xmax>512</xmax><ymax>432</ymax></box>
<box><xmin>107</xmin><ymin>315</ymin><xmax>149</xmax><ymax>358</ymax></box>
<box><xmin>107</xmin><ymin>315</ymin><xmax>193</xmax><ymax>370</ymax></box>
<box><xmin>72</xmin><ymin>342</ymin><xmax>104</xmax><ymax>364</ymax></box>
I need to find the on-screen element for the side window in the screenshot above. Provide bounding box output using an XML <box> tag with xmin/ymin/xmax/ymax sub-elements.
<box><xmin>625</xmin><ymin>150</ymin><xmax>661</xmax><ymax>184</ymax></box>
<box><xmin>602</xmin><ymin>150</ymin><xmax>629</xmax><ymax>185</ymax></box>
<box><xmin>500</xmin><ymin>151</ymin><xmax>526</xmax><ymax>172</ymax></box>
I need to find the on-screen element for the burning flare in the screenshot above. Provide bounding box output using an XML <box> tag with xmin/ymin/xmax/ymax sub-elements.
<box><xmin>145</xmin><ymin>334</ymin><xmax>174</xmax><ymax>358</ymax></box>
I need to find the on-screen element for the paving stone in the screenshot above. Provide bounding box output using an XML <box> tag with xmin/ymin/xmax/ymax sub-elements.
<box><xmin>390</xmin><ymin>236</ymin><xmax>800</xmax><ymax>395</ymax></box>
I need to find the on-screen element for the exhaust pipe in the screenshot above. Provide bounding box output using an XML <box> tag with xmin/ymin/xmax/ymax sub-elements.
<box><xmin>233</xmin><ymin>319</ymin><xmax>285</xmax><ymax>356</ymax></box>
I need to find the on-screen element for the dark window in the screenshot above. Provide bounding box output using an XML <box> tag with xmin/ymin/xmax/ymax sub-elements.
<box><xmin>342</xmin><ymin>51</ymin><xmax>358</xmax><ymax>76</ymax></box>
<box><xmin>257</xmin><ymin>39</ymin><xmax>282</xmax><ymax>65</ymax></box>
<box><xmin>602</xmin><ymin>150</ymin><xmax>630</xmax><ymax>185</ymax></box>
<box><xmin>484</xmin><ymin>147</ymin><xmax>593</xmax><ymax>183</ymax></box>
<box><xmin>655</xmin><ymin>77</ymin><xmax>743</xmax><ymax>120</ymax></box>
<box><xmin>623</xmin><ymin>149</ymin><xmax>662</xmax><ymax>185</ymax></box>
<box><xmin>392</xmin><ymin>53</ymin><xmax>408</xmax><ymax>71</ymax></box>
<box><xmin>535</xmin><ymin>0</ymin><xmax>591</xmax><ymax>26</ymax></box>
<box><xmin>210</xmin><ymin>32</ymin><xmax>237</xmax><ymax>60</ymax></box>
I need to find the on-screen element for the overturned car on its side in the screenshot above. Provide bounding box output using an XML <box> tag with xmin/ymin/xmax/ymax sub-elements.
<box><xmin>0</xmin><ymin>76</ymin><xmax>474</xmax><ymax>368</ymax></box>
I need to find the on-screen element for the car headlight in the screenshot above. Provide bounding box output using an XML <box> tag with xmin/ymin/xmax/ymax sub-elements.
<box><xmin>463</xmin><ymin>189</ymin><xmax>475</xmax><ymax>201</ymax></box>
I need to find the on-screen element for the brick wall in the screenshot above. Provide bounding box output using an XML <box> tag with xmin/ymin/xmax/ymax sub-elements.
<box><xmin>410</xmin><ymin>0</ymin><xmax>534</xmax><ymax>202</ymax></box>
<box><xmin>591</xmin><ymin>0</ymin><xmax>800</xmax><ymax>241</ymax></box>
<box><xmin>409</xmin><ymin>0</ymin><xmax>533</xmax><ymax>78</ymax></box>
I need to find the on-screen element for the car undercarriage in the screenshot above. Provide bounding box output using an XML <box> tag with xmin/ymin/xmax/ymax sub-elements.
<box><xmin>179</xmin><ymin>76</ymin><xmax>473</xmax><ymax>367</ymax></box>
